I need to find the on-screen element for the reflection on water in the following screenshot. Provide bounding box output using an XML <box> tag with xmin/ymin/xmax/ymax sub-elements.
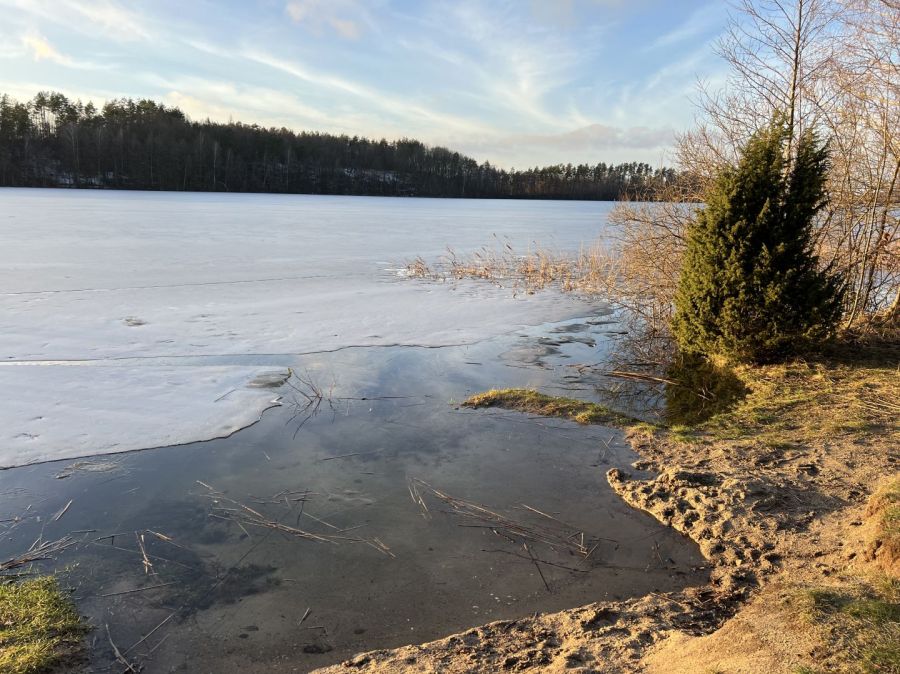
<box><xmin>0</xmin><ymin>317</ymin><xmax>707</xmax><ymax>672</ymax></box>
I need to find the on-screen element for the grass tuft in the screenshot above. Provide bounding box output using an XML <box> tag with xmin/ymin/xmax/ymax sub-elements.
<box><xmin>0</xmin><ymin>576</ymin><xmax>86</xmax><ymax>674</ymax></box>
<box><xmin>789</xmin><ymin>578</ymin><xmax>900</xmax><ymax>674</ymax></box>
<box><xmin>463</xmin><ymin>389</ymin><xmax>636</xmax><ymax>427</ymax></box>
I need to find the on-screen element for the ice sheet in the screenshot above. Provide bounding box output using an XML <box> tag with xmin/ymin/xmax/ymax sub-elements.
<box><xmin>0</xmin><ymin>365</ymin><xmax>285</xmax><ymax>468</ymax></box>
<box><xmin>0</xmin><ymin>189</ymin><xmax>611</xmax><ymax>467</ymax></box>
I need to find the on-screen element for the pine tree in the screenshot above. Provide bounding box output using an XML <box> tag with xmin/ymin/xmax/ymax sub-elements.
<box><xmin>672</xmin><ymin>118</ymin><xmax>844</xmax><ymax>362</ymax></box>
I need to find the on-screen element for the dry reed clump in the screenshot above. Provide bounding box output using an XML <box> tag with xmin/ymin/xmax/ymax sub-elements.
<box><xmin>406</xmin><ymin>243</ymin><xmax>614</xmax><ymax>295</ymax></box>
<box><xmin>0</xmin><ymin>537</ymin><xmax>79</xmax><ymax>575</ymax></box>
<box><xmin>402</xmin><ymin>204</ymin><xmax>689</xmax><ymax>309</ymax></box>
<box><xmin>405</xmin><ymin>198</ymin><xmax>696</xmax><ymax>372</ymax></box>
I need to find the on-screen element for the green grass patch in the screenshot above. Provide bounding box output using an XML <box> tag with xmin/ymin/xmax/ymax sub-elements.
<box><xmin>0</xmin><ymin>576</ymin><xmax>86</xmax><ymax>674</ymax></box>
<box><xmin>790</xmin><ymin>578</ymin><xmax>900</xmax><ymax>674</ymax></box>
<box><xmin>696</xmin><ymin>351</ymin><xmax>899</xmax><ymax>450</ymax></box>
<box><xmin>668</xmin><ymin>424</ymin><xmax>698</xmax><ymax>444</ymax></box>
<box><xmin>871</xmin><ymin>479</ymin><xmax>900</xmax><ymax>532</ymax></box>
<box><xmin>463</xmin><ymin>389</ymin><xmax>636</xmax><ymax>426</ymax></box>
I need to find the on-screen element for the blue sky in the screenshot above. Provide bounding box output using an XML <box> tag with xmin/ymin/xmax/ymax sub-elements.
<box><xmin>0</xmin><ymin>0</ymin><xmax>730</xmax><ymax>168</ymax></box>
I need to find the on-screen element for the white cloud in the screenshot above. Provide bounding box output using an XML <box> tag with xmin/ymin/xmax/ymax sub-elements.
<box><xmin>285</xmin><ymin>0</ymin><xmax>364</xmax><ymax>39</ymax></box>
<box><xmin>20</xmin><ymin>33</ymin><xmax>108</xmax><ymax>70</ymax></box>
<box><xmin>22</xmin><ymin>34</ymin><xmax>61</xmax><ymax>62</ymax></box>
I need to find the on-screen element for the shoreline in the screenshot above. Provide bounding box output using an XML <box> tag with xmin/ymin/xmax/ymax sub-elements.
<box><xmin>312</xmin><ymin>342</ymin><xmax>899</xmax><ymax>673</ymax></box>
<box><xmin>1</xmin><ymin>320</ymin><xmax>893</xmax><ymax>672</ymax></box>
<box><xmin>0</xmin><ymin>184</ymin><xmax>668</xmax><ymax>204</ymax></box>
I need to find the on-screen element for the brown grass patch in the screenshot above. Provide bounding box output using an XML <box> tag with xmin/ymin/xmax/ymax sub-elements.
<box><xmin>866</xmin><ymin>478</ymin><xmax>900</xmax><ymax>579</ymax></box>
<box><xmin>698</xmin><ymin>347</ymin><xmax>899</xmax><ymax>449</ymax></box>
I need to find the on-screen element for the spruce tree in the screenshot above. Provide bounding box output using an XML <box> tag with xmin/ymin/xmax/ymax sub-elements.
<box><xmin>672</xmin><ymin>118</ymin><xmax>843</xmax><ymax>362</ymax></box>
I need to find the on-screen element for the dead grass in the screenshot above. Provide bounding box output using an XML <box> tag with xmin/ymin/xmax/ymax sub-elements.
<box><xmin>0</xmin><ymin>576</ymin><xmax>86</xmax><ymax>674</ymax></box>
<box><xmin>465</xmin><ymin>343</ymin><xmax>898</xmax><ymax>447</ymax></box>
<box><xmin>463</xmin><ymin>388</ymin><xmax>636</xmax><ymax>427</ymax></box>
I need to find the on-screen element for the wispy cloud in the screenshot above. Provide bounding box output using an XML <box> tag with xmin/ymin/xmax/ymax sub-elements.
<box><xmin>646</xmin><ymin>1</ymin><xmax>725</xmax><ymax>50</ymax></box>
<box><xmin>395</xmin><ymin>0</ymin><xmax>606</xmax><ymax>133</ymax></box>
<box><xmin>640</xmin><ymin>44</ymin><xmax>713</xmax><ymax>95</ymax></box>
<box><xmin>21</xmin><ymin>33</ymin><xmax>109</xmax><ymax>70</ymax></box>
<box><xmin>142</xmin><ymin>74</ymin><xmax>356</xmax><ymax>131</ymax></box>
<box><xmin>242</xmin><ymin>49</ymin><xmax>494</xmax><ymax>137</ymax></box>
<box><xmin>0</xmin><ymin>0</ymin><xmax>726</xmax><ymax>167</ymax></box>
<box><xmin>0</xmin><ymin>0</ymin><xmax>154</xmax><ymax>42</ymax></box>
<box><xmin>60</xmin><ymin>0</ymin><xmax>154</xmax><ymax>42</ymax></box>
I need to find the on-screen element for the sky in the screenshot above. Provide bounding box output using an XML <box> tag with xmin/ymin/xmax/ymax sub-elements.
<box><xmin>0</xmin><ymin>0</ymin><xmax>731</xmax><ymax>169</ymax></box>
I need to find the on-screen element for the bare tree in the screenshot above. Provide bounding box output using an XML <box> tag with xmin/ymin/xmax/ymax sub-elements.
<box><xmin>821</xmin><ymin>0</ymin><xmax>900</xmax><ymax>326</ymax></box>
<box><xmin>676</xmin><ymin>0</ymin><xmax>836</xmax><ymax>186</ymax></box>
<box><xmin>611</xmin><ymin>0</ymin><xmax>899</xmax><ymax>336</ymax></box>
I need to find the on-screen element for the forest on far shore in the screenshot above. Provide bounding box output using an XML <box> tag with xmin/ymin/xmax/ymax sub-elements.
<box><xmin>0</xmin><ymin>92</ymin><xmax>676</xmax><ymax>200</ymax></box>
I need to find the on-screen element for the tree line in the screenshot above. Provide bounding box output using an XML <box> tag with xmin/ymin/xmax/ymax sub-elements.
<box><xmin>0</xmin><ymin>92</ymin><xmax>675</xmax><ymax>200</ymax></box>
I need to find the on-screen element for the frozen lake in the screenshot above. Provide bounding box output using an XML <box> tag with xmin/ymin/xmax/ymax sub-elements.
<box><xmin>0</xmin><ymin>189</ymin><xmax>614</xmax><ymax>467</ymax></box>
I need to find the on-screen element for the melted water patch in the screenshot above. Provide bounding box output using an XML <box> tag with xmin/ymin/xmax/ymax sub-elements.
<box><xmin>0</xmin><ymin>320</ymin><xmax>707</xmax><ymax>672</ymax></box>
